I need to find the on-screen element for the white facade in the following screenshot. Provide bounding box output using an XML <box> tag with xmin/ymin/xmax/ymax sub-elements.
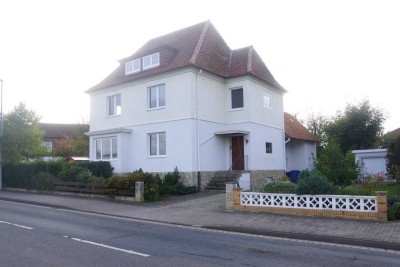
<box><xmin>87</xmin><ymin>67</ymin><xmax>285</xmax><ymax>174</ymax></box>
<box><xmin>285</xmin><ymin>139</ymin><xmax>316</xmax><ymax>171</ymax></box>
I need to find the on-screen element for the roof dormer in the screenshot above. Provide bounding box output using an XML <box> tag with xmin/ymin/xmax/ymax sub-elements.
<box><xmin>125</xmin><ymin>52</ymin><xmax>160</xmax><ymax>76</ymax></box>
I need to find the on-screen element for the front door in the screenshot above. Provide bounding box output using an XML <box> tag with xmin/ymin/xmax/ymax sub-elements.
<box><xmin>231</xmin><ymin>136</ymin><xmax>244</xmax><ymax>170</ymax></box>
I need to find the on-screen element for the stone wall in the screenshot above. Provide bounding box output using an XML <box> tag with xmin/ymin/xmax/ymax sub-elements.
<box><xmin>157</xmin><ymin>169</ymin><xmax>284</xmax><ymax>191</ymax></box>
<box><xmin>249</xmin><ymin>169</ymin><xmax>285</xmax><ymax>191</ymax></box>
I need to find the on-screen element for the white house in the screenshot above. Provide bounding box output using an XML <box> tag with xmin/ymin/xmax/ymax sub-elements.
<box><xmin>86</xmin><ymin>21</ymin><xmax>286</xmax><ymax>190</ymax></box>
<box><xmin>284</xmin><ymin>113</ymin><xmax>317</xmax><ymax>176</ymax></box>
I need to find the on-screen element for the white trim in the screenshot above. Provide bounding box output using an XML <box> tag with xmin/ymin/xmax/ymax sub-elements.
<box><xmin>85</xmin><ymin>127</ymin><xmax>132</xmax><ymax>136</ymax></box>
<box><xmin>106</xmin><ymin>94</ymin><xmax>121</xmax><ymax>117</ymax></box>
<box><xmin>125</xmin><ymin>58</ymin><xmax>141</xmax><ymax>75</ymax></box>
<box><xmin>263</xmin><ymin>93</ymin><xmax>272</xmax><ymax>109</ymax></box>
<box><xmin>147</xmin><ymin>83</ymin><xmax>166</xmax><ymax>109</ymax></box>
<box><xmin>143</xmin><ymin>52</ymin><xmax>160</xmax><ymax>70</ymax></box>
<box><xmin>148</xmin><ymin>132</ymin><xmax>166</xmax><ymax>156</ymax></box>
<box><xmin>229</xmin><ymin>87</ymin><xmax>244</xmax><ymax>110</ymax></box>
<box><xmin>94</xmin><ymin>136</ymin><xmax>118</xmax><ymax>160</ymax></box>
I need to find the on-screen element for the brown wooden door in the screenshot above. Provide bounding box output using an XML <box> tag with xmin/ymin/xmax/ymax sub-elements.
<box><xmin>231</xmin><ymin>136</ymin><xmax>244</xmax><ymax>170</ymax></box>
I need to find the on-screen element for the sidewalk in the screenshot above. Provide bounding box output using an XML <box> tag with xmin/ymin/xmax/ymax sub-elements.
<box><xmin>1</xmin><ymin>189</ymin><xmax>399</xmax><ymax>251</ymax></box>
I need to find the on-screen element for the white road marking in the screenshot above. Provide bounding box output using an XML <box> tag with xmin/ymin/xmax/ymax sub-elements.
<box><xmin>0</xmin><ymin>220</ymin><xmax>33</xmax><ymax>230</ymax></box>
<box><xmin>70</xmin><ymin>237</ymin><xmax>150</xmax><ymax>257</ymax></box>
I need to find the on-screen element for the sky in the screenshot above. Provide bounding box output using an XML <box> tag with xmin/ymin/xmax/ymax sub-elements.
<box><xmin>0</xmin><ymin>0</ymin><xmax>399</xmax><ymax>132</ymax></box>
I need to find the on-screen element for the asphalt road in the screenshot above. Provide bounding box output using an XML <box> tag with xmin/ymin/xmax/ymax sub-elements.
<box><xmin>1</xmin><ymin>199</ymin><xmax>400</xmax><ymax>267</ymax></box>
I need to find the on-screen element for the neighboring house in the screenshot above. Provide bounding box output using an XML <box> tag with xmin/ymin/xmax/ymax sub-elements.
<box><xmin>284</xmin><ymin>113</ymin><xmax>317</xmax><ymax>172</ymax></box>
<box><xmin>40</xmin><ymin>123</ymin><xmax>87</xmax><ymax>153</ymax></box>
<box><xmin>86</xmin><ymin>21</ymin><xmax>286</xmax><ymax>189</ymax></box>
<box><xmin>352</xmin><ymin>149</ymin><xmax>388</xmax><ymax>181</ymax></box>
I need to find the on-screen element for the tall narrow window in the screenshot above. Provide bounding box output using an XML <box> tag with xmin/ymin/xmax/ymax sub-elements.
<box><xmin>95</xmin><ymin>137</ymin><xmax>118</xmax><ymax>160</ymax></box>
<box><xmin>125</xmin><ymin>58</ymin><xmax>141</xmax><ymax>75</ymax></box>
<box><xmin>143</xmin><ymin>52</ymin><xmax>160</xmax><ymax>70</ymax></box>
<box><xmin>149</xmin><ymin>132</ymin><xmax>166</xmax><ymax>156</ymax></box>
<box><xmin>231</xmin><ymin>88</ymin><xmax>244</xmax><ymax>109</ymax></box>
<box><xmin>148</xmin><ymin>84</ymin><xmax>166</xmax><ymax>109</ymax></box>
<box><xmin>107</xmin><ymin>94</ymin><xmax>121</xmax><ymax>116</ymax></box>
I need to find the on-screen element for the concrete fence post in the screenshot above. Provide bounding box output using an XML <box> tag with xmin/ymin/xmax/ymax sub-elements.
<box><xmin>135</xmin><ymin>181</ymin><xmax>144</xmax><ymax>202</ymax></box>
<box><xmin>376</xmin><ymin>191</ymin><xmax>388</xmax><ymax>221</ymax></box>
<box><xmin>226</xmin><ymin>182</ymin><xmax>236</xmax><ymax>210</ymax></box>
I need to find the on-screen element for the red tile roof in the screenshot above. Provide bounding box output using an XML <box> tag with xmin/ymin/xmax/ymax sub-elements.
<box><xmin>88</xmin><ymin>21</ymin><xmax>285</xmax><ymax>92</ymax></box>
<box><xmin>385</xmin><ymin>127</ymin><xmax>400</xmax><ymax>140</ymax></box>
<box><xmin>284</xmin><ymin>113</ymin><xmax>317</xmax><ymax>142</ymax></box>
<box><xmin>39</xmin><ymin>123</ymin><xmax>89</xmax><ymax>138</ymax></box>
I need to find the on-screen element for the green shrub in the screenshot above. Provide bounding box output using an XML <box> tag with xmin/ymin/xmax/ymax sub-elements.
<box><xmin>3</xmin><ymin>160</ymin><xmax>66</xmax><ymax>189</ymax></box>
<box><xmin>334</xmin><ymin>186</ymin><xmax>372</xmax><ymax>196</ymax></box>
<box><xmin>296</xmin><ymin>170</ymin><xmax>334</xmax><ymax>195</ymax></box>
<box><xmin>388</xmin><ymin>195</ymin><xmax>400</xmax><ymax>220</ymax></box>
<box><xmin>314</xmin><ymin>140</ymin><xmax>360</xmax><ymax>186</ymax></box>
<box><xmin>77</xmin><ymin>161</ymin><xmax>113</xmax><ymax>178</ymax></box>
<box><xmin>32</xmin><ymin>172</ymin><xmax>55</xmax><ymax>191</ymax></box>
<box><xmin>159</xmin><ymin>167</ymin><xmax>198</xmax><ymax>196</ymax></box>
<box><xmin>75</xmin><ymin>170</ymin><xmax>95</xmax><ymax>184</ymax></box>
<box><xmin>57</xmin><ymin>165</ymin><xmax>88</xmax><ymax>182</ymax></box>
<box><xmin>260</xmin><ymin>180</ymin><xmax>296</xmax><ymax>194</ymax></box>
<box><xmin>105</xmin><ymin>171</ymin><xmax>160</xmax><ymax>201</ymax></box>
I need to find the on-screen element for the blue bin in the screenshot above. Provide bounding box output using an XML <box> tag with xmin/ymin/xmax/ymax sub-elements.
<box><xmin>289</xmin><ymin>170</ymin><xmax>300</xmax><ymax>183</ymax></box>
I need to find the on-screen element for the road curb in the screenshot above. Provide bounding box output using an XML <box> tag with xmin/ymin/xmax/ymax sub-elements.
<box><xmin>2</xmin><ymin>196</ymin><xmax>399</xmax><ymax>252</ymax></box>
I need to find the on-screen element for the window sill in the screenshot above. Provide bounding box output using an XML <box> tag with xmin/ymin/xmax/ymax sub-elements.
<box><xmin>107</xmin><ymin>114</ymin><xmax>121</xmax><ymax>118</ymax></box>
<box><xmin>147</xmin><ymin>106</ymin><xmax>166</xmax><ymax>111</ymax></box>
<box><xmin>148</xmin><ymin>155</ymin><xmax>167</xmax><ymax>159</ymax></box>
<box><xmin>229</xmin><ymin>108</ymin><xmax>244</xmax><ymax>112</ymax></box>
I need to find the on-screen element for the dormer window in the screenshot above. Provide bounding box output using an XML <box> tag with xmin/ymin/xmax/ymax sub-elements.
<box><xmin>143</xmin><ymin>53</ymin><xmax>160</xmax><ymax>70</ymax></box>
<box><xmin>125</xmin><ymin>58</ymin><xmax>141</xmax><ymax>75</ymax></box>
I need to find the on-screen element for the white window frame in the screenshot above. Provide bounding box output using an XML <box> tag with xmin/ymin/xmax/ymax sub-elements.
<box><xmin>95</xmin><ymin>136</ymin><xmax>118</xmax><ymax>160</ymax></box>
<box><xmin>143</xmin><ymin>52</ymin><xmax>160</xmax><ymax>70</ymax></box>
<box><xmin>230</xmin><ymin>87</ymin><xmax>244</xmax><ymax>110</ymax></box>
<box><xmin>148</xmin><ymin>84</ymin><xmax>166</xmax><ymax>110</ymax></box>
<box><xmin>263</xmin><ymin>93</ymin><xmax>272</xmax><ymax>109</ymax></box>
<box><xmin>107</xmin><ymin>94</ymin><xmax>121</xmax><ymax>117</ymax></box>
<box><xmin>42</xmin><ymin>141</ymin><xmax>53</xmax><ymax>152</ymax></box>
<box><xmin>125</xmin><ymin>58</ymin><xmax>141</xmax><ymax>75</ymax></box>
<box><xmin>148</xmin><ymin>132</ymin><xmax>166</xmax><ymax>157</ymax></box>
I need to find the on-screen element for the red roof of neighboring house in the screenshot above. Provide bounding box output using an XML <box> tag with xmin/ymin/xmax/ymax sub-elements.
<box><xmin>40</xmin><ymin>123</ymin><xmax>89</xmax><ymax>138</ymax></box>
<box><xmin>88</xmin><ymin>21</ymin><xmax>284</xmax><ymax>92</ymax></box>
<box><xmin>387</xmin><ymin>127</ymin><xmax>400</xmax><ymax>137</ymax></box>
<box><xmin>284</xmin><ymin>113</ymin><xmax>317</xmax><ymax>142</ymax></box>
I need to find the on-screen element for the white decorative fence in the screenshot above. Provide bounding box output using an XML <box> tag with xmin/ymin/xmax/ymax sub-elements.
<box><xmin>240</xmin><ymin>192</ymin><xmax>377</xmax><ymax>212</ymax></box>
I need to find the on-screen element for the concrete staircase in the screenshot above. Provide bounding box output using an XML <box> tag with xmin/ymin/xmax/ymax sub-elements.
<box><xmin>204</xmin><ymin>171</ymin><xmax>243</xmax><ymax>191</ymax></box>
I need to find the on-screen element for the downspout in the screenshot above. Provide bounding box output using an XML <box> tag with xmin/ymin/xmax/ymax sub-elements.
<box><xmin>196</xmin><ymin>69</ymin><xmax>203</xmax><ymax>191</ymax></box>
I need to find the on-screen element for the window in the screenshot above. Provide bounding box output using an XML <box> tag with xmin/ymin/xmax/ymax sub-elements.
<box><xmin>231</xmin><ymin>88</ymin><xmax>244</xmax><ymax>109</ymax></box>
<box><xmin>42</xmin><ymin>141</ymin><xmax>53</xmax><ymax>152</ymax></box>
<box><xmin>125</xmin><ymin>58</ymin><xmax>141</xmax><ymax>75</ymax></box>
<box><xmin>149</xmin><ymin>132</ymin><xmax>166</xmax><ymax>156</ymax></box>
<box><xmin>95</xmin><ymin>137</ymin><xmax>118</xmax><ymax>160</ymax></box>
<box><xmin>148</xmin><ymin>84</ymin><xmax>166</xmax><ymax>109</ymax></box>
<box><xmin>263</xmin><ymin>94</ymin><xmax>271</xmax><ymax>108</ymax></box>
<box><xmin>107</xmin><ymin>94</ymin><xmax>121</xmax><ymax>116</ymax></box>
<box><xmin>143</xmin><ymin>52</ymin><xmax>160</xmax><ymax>70</ymax></box>
<box><xmin>266</xmin><ymin>142</ymin><xmax>272</xmax><ymax>154</ymax></box>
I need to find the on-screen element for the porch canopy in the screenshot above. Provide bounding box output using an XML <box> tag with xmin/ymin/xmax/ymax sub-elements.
<box><xmin>214</xmin><ymin>130</ymin><xmax>249</xmax><ymax>136</ymax></box>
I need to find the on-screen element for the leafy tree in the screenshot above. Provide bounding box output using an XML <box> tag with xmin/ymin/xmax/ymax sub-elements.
<box><xmin>52</xmin><ymin>123</ymin><xmax>89</xmax><ymax>157</ymax></box>
<box><xmin>314</xmin><ymin>139</ymin><xmax>360</xmax><ymax>186</ymax></box>
<box><xmin>305</xmin><ymin>112</ymin><xmax>330</xmax><ymax>145</ymax></box>
<box><xmin>387</xmin><ymin>135</ymin><xmax>400</xmax><ymax>181</ymax></box>
<box><xmin>326</xmin><ymin>100</ymin><xmax>385</xmax><ymax>153</ymax></box>
<box><xmin>2</xmin><ymin>103</ymin><xmax>47</xmax><ymax>163</ymax></box>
